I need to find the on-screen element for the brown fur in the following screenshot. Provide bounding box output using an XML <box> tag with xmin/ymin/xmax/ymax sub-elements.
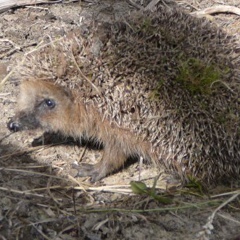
<box><xmin>9</xmin><ymin>80</ymin><xmax>154</xmax><ymax>181</ymax></box>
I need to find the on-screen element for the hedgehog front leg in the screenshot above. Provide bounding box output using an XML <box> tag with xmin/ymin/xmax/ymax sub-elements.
<box><xmin>75</xmin><ymin>142</ymin><xmax>128</xmax><ymax>182</ymax></box>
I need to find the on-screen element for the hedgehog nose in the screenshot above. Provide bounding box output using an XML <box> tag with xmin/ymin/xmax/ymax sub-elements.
<box><xmin>7</xmin><ymin>119</ymin><xmax>20</xmax><ymax>132</ymax></box>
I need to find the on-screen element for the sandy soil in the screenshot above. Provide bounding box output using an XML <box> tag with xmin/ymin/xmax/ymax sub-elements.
<box><xmin>0</xmin><ymin>0</ymin><xmax>240</xmax><ymax>239</ymax></box>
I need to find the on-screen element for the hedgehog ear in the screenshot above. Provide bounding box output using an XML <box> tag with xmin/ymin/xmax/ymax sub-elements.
<box><xmin>63</xmin><ymin>87</ymin><xmax>74</xmax><ymax>101</ymax></box>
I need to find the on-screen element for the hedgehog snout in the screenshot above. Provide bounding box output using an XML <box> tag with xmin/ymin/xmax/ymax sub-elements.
<box><xmin>7</xmin><ymin>119</ymin><xmax>21</xmax><ymax>132</ymax></box>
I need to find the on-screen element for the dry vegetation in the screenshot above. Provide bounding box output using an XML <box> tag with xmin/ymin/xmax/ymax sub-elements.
<box><xmin>0</xmin><ymin>0</ymin><xmax>240</xmax><ymax>239</ymax></box>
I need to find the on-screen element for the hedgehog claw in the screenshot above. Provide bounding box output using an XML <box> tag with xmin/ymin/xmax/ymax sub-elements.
<box><xmin>72</xmin><ymin>163</ymin><xmax>105</xmax><ymax>182</ymax></box>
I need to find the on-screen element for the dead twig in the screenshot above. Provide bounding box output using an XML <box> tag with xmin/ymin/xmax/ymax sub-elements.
<box><xmin>0</xmin><ymin>41</ymin><xmax>37</xmax><ymax>59</ymax></box>
<box><xmin>196</xmin><ymin>190</ymin><xmax>240</xmax><ymax>239</ymax></box>
<box><xmin>20</xmin><ymin>218</ymin><xmax>56</xmax><ymax>240</ymax></box>
<box><xmin>127</xmin><ymin>0</ymin><xmax>143</xmax><ymax>10</ymax></box>
<box><xmin>145</xmin><ymin>0</ymin><xmax>160</xmax><ymax>11</ymax></box>
<box><xmin>0</xmin><ymin>167</ymin><xmax>65</xmax><ymax>180</ymax></box>
<box><xmin>0</xmin><ymin>186</ymin><xmax>50</xmax><ymax>198</ymax></box>
<box><xmin>70</xmin><ymin>43</ymin><xmax>101</xmax><ymax>94</ymax></box>
<box><xmin>0</xmin><ymin>37</ymin><xmax>63</xmax><ymax>90</ymax></box>
<box><xmin>0</xmin><ymin>0</ymin><xmax>63</xmax><ymax>13</ymax></box>
<box><xmin>0</xmin><ymin>132</ymin><xmax>13</xmax><ymax>143</ymax></box>
<box><xmin>46</xmin><ymin>177</ymin><xmax>62</xmax><ymax>207</ymax></box>
<box><xmin>191</xmin><ymin>5</ymin><xmax>240</xmax><ymax>16</ymax></box>
<box><xmin>217</xmin><ymin>212</ymin><xmax>240</xmax><ymax>225</ymax></box>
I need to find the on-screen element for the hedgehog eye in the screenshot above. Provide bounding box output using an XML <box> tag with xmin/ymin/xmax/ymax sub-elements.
<box><xmin>44</xmin><ymin>99</ymin><xmax>55</xmax><ymax>109</ymax></box>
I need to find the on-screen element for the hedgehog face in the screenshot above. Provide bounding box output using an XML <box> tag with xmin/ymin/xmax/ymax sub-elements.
<box><xmin>7</xmin><ymin>80</ymin><xmax>74</xmax><ymax>133</ymax></box>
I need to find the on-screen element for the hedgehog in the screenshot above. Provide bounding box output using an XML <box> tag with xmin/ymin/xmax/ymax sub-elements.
<box><xmin>7</xmin><ymin>79</ymin><xmax>155</xmax><ymax>181</ymax></box>
<box><xmin>8</xmin><ymin>5</ymin><xmax>240</xmax><ymax>184</ymax></box>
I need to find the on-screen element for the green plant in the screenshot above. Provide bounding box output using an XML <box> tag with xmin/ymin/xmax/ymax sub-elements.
<box><xmin>130</xmin><ymin>180</ymin><xmax>173</xmax><ymax>204</ymax></box>
<box><xmin>176</xmin><ymin>58</ymin><xmax>222</xmax><ymax>95</ymax></box>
